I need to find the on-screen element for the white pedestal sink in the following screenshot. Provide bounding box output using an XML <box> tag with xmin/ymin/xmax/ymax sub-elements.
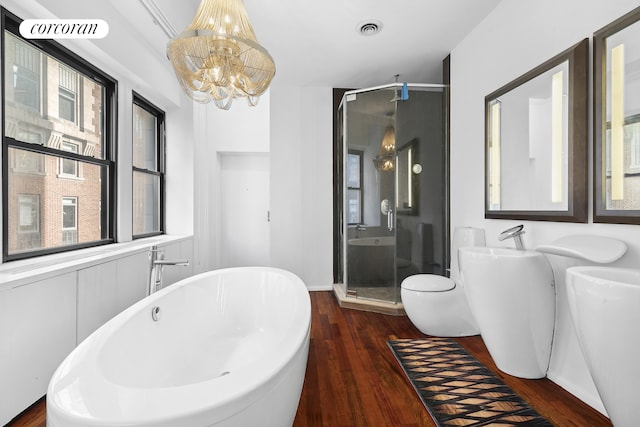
<box><xmin>458</xmin><ymin>247</ymin><xmax>555</xmax><ymax>379</ymax></box>
<box><xmin>566</xmin><ymin>266</ymin><xmax>640</xmax><ymax>427</ymax></box>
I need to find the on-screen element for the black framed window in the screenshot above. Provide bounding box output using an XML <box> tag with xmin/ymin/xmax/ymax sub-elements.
<box><xmin>132</xmin><ymin>92</ymin><xmax>164</xmax><ymax>238</ymax></box>
<box><xmin>346</xmin><ymin>149</ymin><xmax>363</xmax><ymax>225</ymax></box>
<box><xmin>2</xmin><ymin>8</ymin><xmax>116</xmax><ymax>260</ymax></box>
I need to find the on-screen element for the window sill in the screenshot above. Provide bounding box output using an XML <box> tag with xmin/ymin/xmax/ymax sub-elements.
<box><xmin>0</xmin><ymin>234</ymin><xmax>192</xmax><ymax>291</ymax></box>
<box><xmin>56</xmin><ymin>173</ymin><xmax>83</xmax><ymax>181</ymax></box>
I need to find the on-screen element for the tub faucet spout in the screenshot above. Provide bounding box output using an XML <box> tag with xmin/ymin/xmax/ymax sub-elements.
<box><xmin>148</xmin><ymin>247</ymin><xmax>190</xmax><ymax>295</ymax></box>
<box><xmin>154</xmin><ymin>259</ymin><xmax>189</xmax><ymax>266</ymax></box>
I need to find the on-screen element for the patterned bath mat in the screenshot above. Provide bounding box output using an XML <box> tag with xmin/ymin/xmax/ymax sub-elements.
<box><xmin>388</xmin><ymin>338</ymin><xmax>553</xmax><ymax>426</ymax></box>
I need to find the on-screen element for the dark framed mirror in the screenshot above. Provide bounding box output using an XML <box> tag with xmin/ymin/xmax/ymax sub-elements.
<box><xmin>594</xmin><ymin>6</ymin><xmax>640</xmax><ymax>224</ymax></box>
<box><xmin>485</xmin><ymin>39</ymin><xmax>588</xmax><ymax>222</ymax></box>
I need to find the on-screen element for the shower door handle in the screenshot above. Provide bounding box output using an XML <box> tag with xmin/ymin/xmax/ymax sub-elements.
<box><xmin>381</xmin><ymin>199</ymin><xmax>394</xmax><ymax>231</ymax></box>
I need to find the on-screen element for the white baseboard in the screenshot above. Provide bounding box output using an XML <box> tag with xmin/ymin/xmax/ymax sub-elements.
<box><xmin>306</xmin><ymin>284</ymin><xmax>334</xmax><ymax>292</ymax></box>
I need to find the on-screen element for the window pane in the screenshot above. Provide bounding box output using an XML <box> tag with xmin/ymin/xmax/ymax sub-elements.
<box><xmin>347</xmin><ymin>153</ymin><xmax>361</xmax><ymax>188</ymax></box>
<box><xmin>62</xmin><ymin>197</ymin><xmax>77</xmax><ymax>229</ymax></box>
<box><xmin>132</xmin><ymin>95</ymin><xmax>164</xmax><ymax>239</ymax></box>
<box><xmin>347</xmin><ymin>189</ymin><xmax>361</xmax><ymax>224</ymax></box>
<box><xmin>133</xmin><ymin>171</ymin><xmax>160</xmax><ymax>235</ymax></box>
<box><xmin>12</xmin><ymin>148</ymin><xmax>44</xmax><ymax>173</ymax></box>
<box><xmin>12</xmin><ymin>64</ymin><xmax>39</xmax><ymax>109</ymax></box>
<box><xmin>59</xmin><ymin>89</ymin><xmax>76</xmax><ymax>122</ymax></box>
<box><xmin>4</xmin><ymin>32</ymin><xmax>105</xmax><ymax>160</ymax></box>
<box><xmin>9</xmin><ymin>34</ymin><xmax>40</xmax><ymax>110</ymax></box>
<box><xmin>133</xmin><ymin>104</ymin><xmax>157</xmax><ymax>170</ymax></box>
<box><xmin>62</xmin><ymin>197</ymin><xmax>78</xmax><ymax>245</ymax></box>
<box><xmin>18</xmin><ymin>195</ymin><xmax>39</xmax><ymax>233</ymax></box>
<box><xmin>7</xmin><ymin>147</ymin><xmax>105</xmax><ymax>255</ymax></box>
<box><xmin>61</xmin><ymin>157</ymin><xmax>77</xmax><ymax>176</ymax></box>
<box><xmin>16</xmin><ymin>194</ymin><xmax>40</xmax><ymax>250</ymax></box>
<box><xmin>60</xmin><ymin>141</ymin><xmax>79</xmax><ymax>177</ymax></box>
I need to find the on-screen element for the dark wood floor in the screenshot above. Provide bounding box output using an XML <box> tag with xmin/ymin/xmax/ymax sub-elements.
<box><xmin>293</xmin><ymin>292</ymin><xmax>611</xmax><ymax>427</ymax></box>
<box><xmin>7</xmin><ymin>291</ymin><xmax>611</xmax><ymax>427</ymax></box>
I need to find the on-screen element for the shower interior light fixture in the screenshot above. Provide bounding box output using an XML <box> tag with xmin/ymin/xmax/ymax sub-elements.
<box><xmin>373</xmin><ymin>126</ymin><xmax>396</xmax><ymax>171</ymax></box>
<box><xmin>167</xmin><ymin>0</ymin><xmax>275</xmax><ymax>110</ymax></box>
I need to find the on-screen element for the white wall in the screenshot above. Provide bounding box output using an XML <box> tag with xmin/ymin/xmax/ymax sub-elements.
<box><xmin>165</xmin><ymin>102</ymin><xmax>196</xmax><ymax>236</ymax></box>
<box><xmin>0</xmin><ymin>272</ymin><xmax>76</xmax><ymax>426</ymax></box>
<box><xmin>192</xmin><ymin>92</ymin><xmax>270</xmax><ymax>273</ymax></box>
<box><xmin>193</xmin><ymin>86</ymin><xmax>334</xmax><ymax>289</ymax></box>
<box><xmin>450</xmin><ymin>0</ymin><xmax>640</xmax><ymax>414</ymax></box>
<box><xmin>270</xmin><ymin>86</ymin><xmax>334</xmax><ymax>290</ymax></box>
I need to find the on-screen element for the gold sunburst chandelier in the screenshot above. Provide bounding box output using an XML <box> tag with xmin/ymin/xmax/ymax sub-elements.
<box><xmin>167</xmin><ymin>0</ymin><xmax>275</xmax><ymax>110</ymax></box>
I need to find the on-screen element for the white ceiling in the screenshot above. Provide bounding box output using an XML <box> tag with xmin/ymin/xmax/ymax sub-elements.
<box><xmin>123</xmin><ymin>0</ymin><xmax>502</xmax><ymax>89</ymax></box>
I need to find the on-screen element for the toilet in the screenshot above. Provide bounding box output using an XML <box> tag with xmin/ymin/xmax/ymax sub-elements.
<box><xmin>401</xmin><ymin>227</ymin><xmax>485</xmax><ymax>337</ymax></box>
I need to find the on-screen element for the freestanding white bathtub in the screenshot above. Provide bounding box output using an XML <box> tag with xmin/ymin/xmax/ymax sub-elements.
<box><xmin>46</xmin><ymin>267</ymin><xmax>311</xmax><ymax>427</ymax></box>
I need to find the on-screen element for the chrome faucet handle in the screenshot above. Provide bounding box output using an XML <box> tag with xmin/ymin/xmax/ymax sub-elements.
<box><xmin>148</xmin><ymin>246</ymin><xmax>165</xmax><ymax>262</ymax></box>
<box><xmin>498</xmin><ymin>225</ymin><xmax>526</xmax><ymax>250</ymax></box>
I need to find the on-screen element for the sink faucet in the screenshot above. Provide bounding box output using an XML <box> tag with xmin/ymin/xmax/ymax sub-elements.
<box><xmin>498</xmin><ymin>225</ymin><xmax>526</xmax><ymax>250</ymax></box>
<box><xmin>148</xmin><ymin>246</ymin><xmax>189</xmax><ymax>295</ymax></box>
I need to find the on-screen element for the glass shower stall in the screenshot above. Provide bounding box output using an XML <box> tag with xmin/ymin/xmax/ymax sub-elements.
<box><xmin>337</xmin><ymin>83</ymin><xmax>449</xmax><ymax>305</ymax></box>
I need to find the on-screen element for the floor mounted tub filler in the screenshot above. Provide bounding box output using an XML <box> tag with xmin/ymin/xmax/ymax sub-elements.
<box><xmin>47</xmin><ymin>267</ymin><xmax>311</xmax><ymax>427</ymax></box>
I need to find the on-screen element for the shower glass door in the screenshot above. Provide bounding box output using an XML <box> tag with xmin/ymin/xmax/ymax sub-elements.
<box><xmin>339</xmin><ymin>84</ymin><xmax>448</xmax><ymax>305</ymax></box>
<box><xmin>341</xmin><ymin>87</ymin><xmax>400</xmax><ymax>303</ymax></box>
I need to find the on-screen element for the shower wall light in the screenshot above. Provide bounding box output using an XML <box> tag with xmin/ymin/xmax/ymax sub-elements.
<box><xmin>610</xmin><ymin>43</ymin><xmax>625</xmax><ymax>200</ymax></box>
<box><xmin>551</xmin><ymin>70</ymin><xmax>564</xmax><ymax>203</ymax></box>
<box><xmin>489</xmin><ymin>101</ymin><xmax>501</xmax><ymax>207</ymax></box>
<box><xmin>167</xmin><ymin>0</ymin><xmax>275</xmax><ymax>110</ymax></box>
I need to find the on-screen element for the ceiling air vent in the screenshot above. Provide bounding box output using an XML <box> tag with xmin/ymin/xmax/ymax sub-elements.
<box><xmin>358</xmin><ymin>20</ymin><xmax>382</xmax><ymax>36</ymax></box>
